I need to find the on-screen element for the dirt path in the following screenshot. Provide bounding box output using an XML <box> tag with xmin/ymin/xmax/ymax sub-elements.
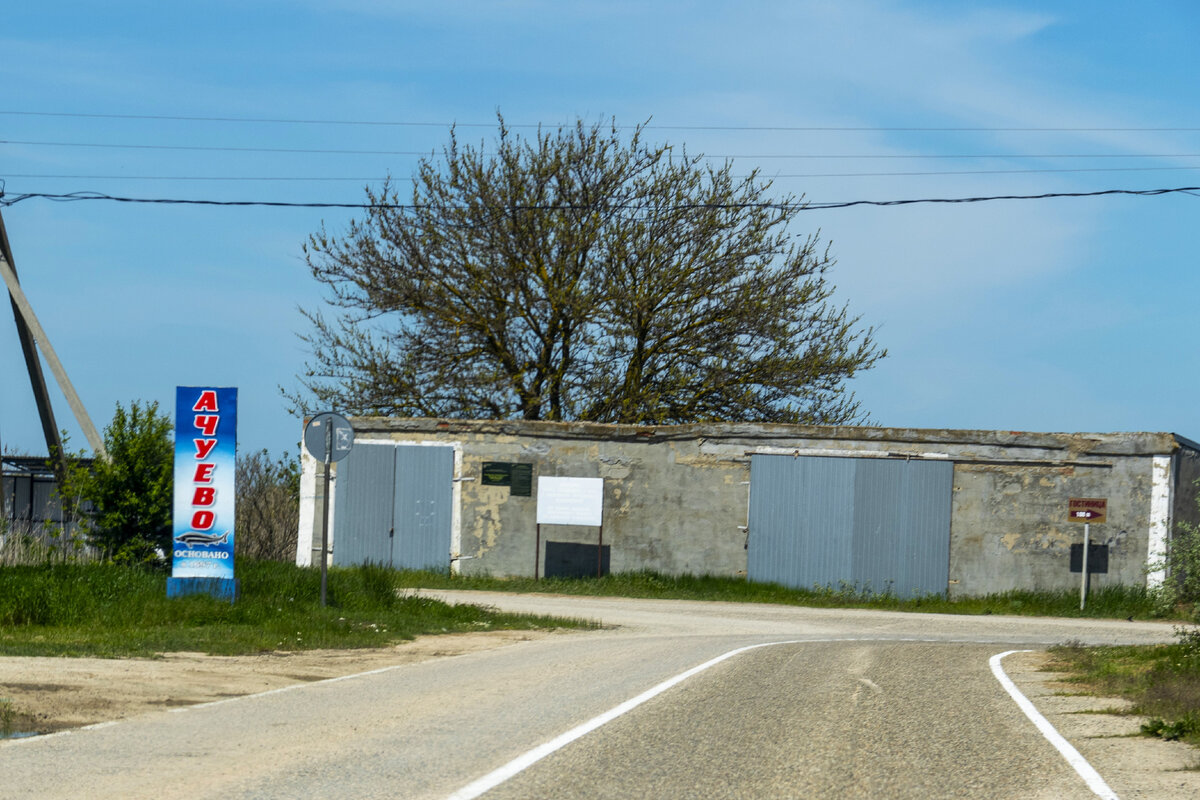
<box><xmin>0</xmin><ymin>629</ymin><xmax>552</xmax><ymax>735</ymax></box>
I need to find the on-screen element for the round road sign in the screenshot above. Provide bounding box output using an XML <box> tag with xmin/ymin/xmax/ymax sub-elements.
<box><xmin>304</xmin><ymin>412</ymin><xmax>355</xmax><ymax>462</ymax></box>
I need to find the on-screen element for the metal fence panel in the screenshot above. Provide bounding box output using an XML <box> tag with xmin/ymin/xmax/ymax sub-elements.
<box><xmin>31</xmin><ymin>479</ymin><xmax>62</xmax><ymax>523</ymax></box>
<box><xmin>3</xmin><ymin>476</ymin><xmax>33</xmax><ymax>521</ymax></box>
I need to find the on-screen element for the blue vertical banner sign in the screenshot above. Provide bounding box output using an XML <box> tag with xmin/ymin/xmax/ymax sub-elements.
<box><xmin>169</xmin><ymin>387</ymin><xmax>237</xmax><ymax>595</ymax></box>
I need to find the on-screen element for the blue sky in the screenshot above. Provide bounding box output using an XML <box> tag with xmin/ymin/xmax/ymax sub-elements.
<box><xmin>2</xmin><ymin>1</ymin><xmax>1199</xmax><ymax>458</ymax></box>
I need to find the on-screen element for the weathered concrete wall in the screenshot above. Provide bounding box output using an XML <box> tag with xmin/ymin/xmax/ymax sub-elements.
<box><xmin>947</xmin><ymin>459</ymin><xmax>1152</xmax><ymax>598</ymax></box>
<box><xmin>309</xmin><ymin>421</ymin><xmax>754</xmax><ymax>578</ymax></box>
<box><xmin>298</xmin><ymin>419</ymin><xmax>1199</xmax><ymax>597</ymax></box>
<box><xmin>1172</xmin><ymin>438</ymin><xmax>1200</xmax><ymax>534</ymax></box>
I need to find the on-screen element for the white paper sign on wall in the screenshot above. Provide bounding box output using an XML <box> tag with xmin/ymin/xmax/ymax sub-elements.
<box><xmin>536</xmin><ymin>477</ymin><xmax>604</xmax><ymax>526</ymax></box>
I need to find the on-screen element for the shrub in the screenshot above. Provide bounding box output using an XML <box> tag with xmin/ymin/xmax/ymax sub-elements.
<box><xmin>73</xmin><ymin>401</ymin><xmax>174</xmax><ymax>564</ymax></box>
<box><xmin>235</xmin><ymin>450</ymin><xmax>300</xmax><ymax>562</ymax></box>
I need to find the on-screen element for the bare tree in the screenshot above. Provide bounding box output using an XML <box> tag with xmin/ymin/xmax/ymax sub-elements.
<box><xmin>296</xmin><ymin>116</ymin><xmax>884</xmax><ymax>424</ymax></box>
<box><xmin>235</xmin><ymin>450</ymin><xmax>299</xmax><ymax>562</ymax></box>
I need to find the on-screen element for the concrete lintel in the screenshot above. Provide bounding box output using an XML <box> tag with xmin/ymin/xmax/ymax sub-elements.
<box><xmin>344</xmin><ymin>417</ymin><xmax>1185</xmax><ymax>458</ymax></box>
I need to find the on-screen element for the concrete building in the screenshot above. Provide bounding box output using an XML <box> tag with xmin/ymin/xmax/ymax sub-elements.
<box><xmin>296</xmin><ymin>419</ymin><xmax>1200</xmax><ymax>598</ymax></box>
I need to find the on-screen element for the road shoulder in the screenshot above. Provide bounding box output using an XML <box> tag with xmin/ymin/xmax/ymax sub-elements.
<box><xmin>1004</xmin><ymin>649</ymin><xmax>1200</xmax><ymax>799</ymax></box>
<box><xmin>0</xmin><ymin>629</ymin><xmax>556</xmax><ymax>735</ymax></box>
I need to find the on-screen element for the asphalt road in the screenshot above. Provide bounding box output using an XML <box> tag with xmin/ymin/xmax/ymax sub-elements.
<box><xmin>481</xmin><ymin>642</ymin><xmax>1093</xmax><ymax>800</ymax></box>
<box><xmin>1</xmin><ymin>592</ymin><xmax>1179</xmax><ymax>800</ymax></box>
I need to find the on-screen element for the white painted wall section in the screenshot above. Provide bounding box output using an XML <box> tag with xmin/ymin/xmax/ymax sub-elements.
<box><xmin>296</xmin><ymin>452</ymin><xmax>318</xmax><ymax>567</ymax></box>
<box><xmin>295</xmin><ymin>450</ymin><xmax>337</xmax><ymax>568</ymax></box>
<box><xmin>1147</xmin><ymin>454</ymin><xmax>1173</xmax><ymax>589</ymax></box>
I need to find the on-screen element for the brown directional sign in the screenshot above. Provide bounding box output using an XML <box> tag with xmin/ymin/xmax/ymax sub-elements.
<box><xmin>1068</xmin><ymin>497</ymin><xmax>1107</xmax><ymax>524</ymax></box>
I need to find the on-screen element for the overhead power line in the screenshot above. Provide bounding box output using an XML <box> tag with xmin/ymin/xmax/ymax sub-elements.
<box><xmin>6</xmin><ymin>138</ymin><xmax>1200</xmax><ymax>161</ymax></box>
<box><xmin>5</xmin><ymin>174</ymin><xmax>383</xmax><ymax>182</ymax></box>
<box><xmin>8</xmin><ymin>165</ymin><xmax>1200</xmax><ymax>183</ymax></box>
<box><xmin>4</xmin><ymin>109</ymin><xmax>1200</xmax><ymax>133</ymax></box>
<box><xmin>1</xmin><ymin>139</ymin><xmax>435</xmax><ymax>156</ymax></box>
<box><xmin>2</xmin><ymin>186</ymin><xmax>1197</xmax><ymax>211</ymax></box>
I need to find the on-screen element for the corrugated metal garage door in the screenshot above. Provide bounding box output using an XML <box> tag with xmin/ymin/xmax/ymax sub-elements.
<box><xmin>748</xmin><ymin>455</ymin><xmax>952</xmax><ymax>598</ymax></box>
<box><xmin>333</xmin><ymin>444</ymin><xmax>453</xmax><ymax>570</ymax></box>
<box><xmin>392</xmin><ymin>446</ymin><xmax>454</xmax><ymax>570</ymax></box>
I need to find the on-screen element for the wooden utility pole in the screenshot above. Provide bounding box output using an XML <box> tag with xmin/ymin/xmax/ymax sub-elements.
<box><xmin>0</xmin><ymin>209</ymin><xmax>66</xmax><ymax>479</ymax></box>
<box><xmin>0</xmin><ymin>209</ymin><xmax>107</xmax><ymax>466</ymax></box>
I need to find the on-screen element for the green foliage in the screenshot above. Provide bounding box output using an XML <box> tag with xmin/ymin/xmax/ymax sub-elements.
<box><xmin>1052</xmin><ymin>626</ymin><xmax>1200</xmax><ymax>747</ymax></box>
<box><xmin>72</xmin><ymin>401</ymin><xmax>174</xmax><ymax>563</ymax></box>
<box><xmin>1153</xmin><ymin>481</ymin><xmax>1200</xmax><ymax>620</ymax></box>
<box><xmin>1141</xmin><ymin>713</ymin><xmax>1200</xmax><ymax>741</ymax></box>
<box><xmin>394</xmin><ymin>569</ymin><xmax>1161</xmax><ymax>619</ymax></box>
<box><xmin>0</xmin><ymin>695</ymin><xmax>38</xmax><ymax>739</ymax></box>
<box><xmin>0</xmin><ymin>561</ymin><xmax>587</xmax><ymax>657</ymax></box>
<box><xmin>0</xmin><ymin>698</ymin><xmax>14</xmax><ymax>736</ymax></box>
<box><xmin>336</xmin><ymin>562</ymin><xmax>400</xmax><ymax>610</ymax></box>
<box><xmin>235</xmin><ymin>449</ymin><xmax>300</xmax><ymax>561</ymax></box>
<box><xmin>296</xmin><ymin>114</ymin><xmax>884</xmax><ymax>424</ymax></box>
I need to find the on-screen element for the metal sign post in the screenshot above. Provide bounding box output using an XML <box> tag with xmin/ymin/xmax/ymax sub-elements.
<box><xmin>321</xmin><ymin>424</ymin><xmax>332</xmax><ymax>606</ymax></box>
<box><xmin>1081</xmin><ymin>522</ymin><xmax>1089</xmax><ymax>610</ymax></box>
<box><xmin>304</xmin><ymin>412</ymin><xmax>355</xmax><ymax>607</ymax></box>
<box><xmin>1068</xmin><ymin>498</ymin><xmax>1107</xmax><ymax>611</ymax></box>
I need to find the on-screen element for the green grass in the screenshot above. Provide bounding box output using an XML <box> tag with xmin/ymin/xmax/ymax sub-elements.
<box><xmin>1049</xmin><ymin>628</ymin><xmax>1200</xmax><ymax>748</ymax></box>
<box><xmin>0</xmin><ymin>698</ymin><xmax>16</xmax><ymax>735</ymax></box>
<box><xmin>395</xmin><ymin>569</ymin><xmax>1164</xmax><ymax>619</ymax></box>
<box><xmin>0</xmin><ymin>560</ymin><xmax>589</xmax><ymax>658</ymax></box>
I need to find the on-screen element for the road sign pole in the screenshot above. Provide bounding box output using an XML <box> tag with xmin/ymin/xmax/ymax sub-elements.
<box><xmin>320</xmin><ymin>424</ymin><xmax>332</xmax><ymax>608</ymax></box>
<box><xmin>303</xmin><ymin>412</ymin><xmax>355</xmax><ymax>607</ymax></box>
<box><xmin>1080</xmin><ymin>522</ymin><xmax>1089</xmax><ymax>611</ymax></box>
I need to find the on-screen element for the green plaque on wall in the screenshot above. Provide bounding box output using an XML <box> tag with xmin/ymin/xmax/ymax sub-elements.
<box><xmin>481</xmin><ymin>462</ymin><xmax>512</xmax><ymax>486</ymax></box>
<box><xmin>481</xmin><ymin>462</ymin><xmax>532</xmax><ymax>495</ymax></box>
<box><xmin>510</xmin><ymin>463</ymin><xmax>533</xmax><ymax>496</ymax></box>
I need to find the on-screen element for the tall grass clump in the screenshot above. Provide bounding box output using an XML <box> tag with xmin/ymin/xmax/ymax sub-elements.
<box><xmin>392</xmin><ymin>569</ymin><xmax>1163</xmax><ymax>619</ymax></box>
<box><xmin>0</xmin><ymin>563</ymin><xmax>161</xmax><ymax>627</ymax></box>
<box><xmin>0</xmin><ymin>560</ymin><xmax>585</xmax><ymax>658</ymax></box>
<box><xmin>0</xmin><ymin>519</ymin><xmax>99</xmax><ymax>566</ymax></box>
<box><xmin>1051</xmin><ymin>625</ymin><xmax>1200</xmax><ymax>748</ymax></box>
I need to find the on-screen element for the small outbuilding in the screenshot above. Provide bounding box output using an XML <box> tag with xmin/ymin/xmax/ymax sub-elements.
<box><xmin>296</xmin><ymin>419</ymin><xmax>1200</xmax><ymax>599</ymax></box>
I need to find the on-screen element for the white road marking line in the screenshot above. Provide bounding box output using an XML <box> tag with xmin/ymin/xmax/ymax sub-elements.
<box><xmin>443</xmin><ymin>639</ymin><xmax>810</xmax><ymax>800</ymax></box>
<box><xmin>990</xmin><ymin>650</ymin><xmax>1119</xmax><ymax>800</ymax></box>
<box><xmin>169</xmin><ymin>663</ymin><xmax>409</xmax><ymax>712</ymax></box>
<box><xmin>7</xmin><ymin>638</ymin><xmax>864</xmax><ymax>750</ymax></box>
<box><xmin>0</xmin><ymin>631</ymin><xmax>1122</xmax><ymax>791</ymax></box>
<box><xmin>447</xmin><ymin>639</ymin><xmax>1124</xmax><ymax>800</ymax></box>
